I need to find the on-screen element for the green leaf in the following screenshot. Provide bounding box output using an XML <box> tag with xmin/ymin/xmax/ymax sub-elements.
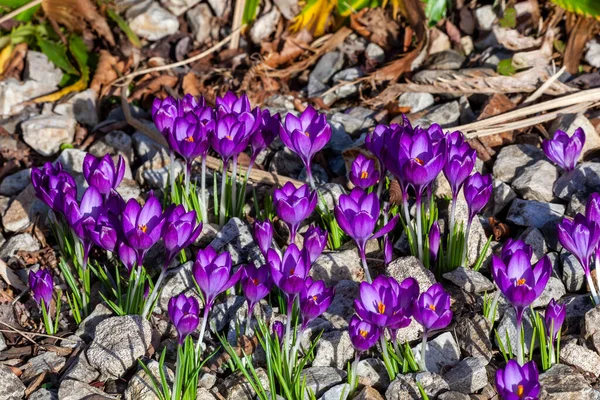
<box><xmin>0</xmin><ymin>0</ymin><xmax>41</xmax><ymax>22</ymax></box>
<box><xmin>553</xmin><ymin>39</ymin><xmax>566</xmax><ymax>54</ymax></box>
<box><xmin>338</xmin><ymin>0</ymin><xmax>371</xmax><ymax>18</ymax></box>
<box><xmin>424</xmin><ymin>0</ymin><xmax>447</xmax><ymax>26</ymax></box>
<box><xmin>242</xmin><ymin>0</ymin><xmax>261</xmax><ymax>25</ymax></box>
<box><xmin>550</xmin><ymin>0</ymin><xmax>600</xmax><ymax>19</ymax></box>
<box><xmin>497</xmin><ymin>58</ymin><xmax>516</xmax><ymax>76</ymax></box>
<box><xmin>499</xmin><ymin>7</ymin><xmax>517</xmax><ymax>28</ymax></box>
<box><xmin>36</xmin><ymin>36</ymin><xmax>79</xmax><ymax>75</ymax></box>
<box><xmin>106</xmin><ymin>8</ymin><xmax>141</xmax><ymax>48</ymax></box>
<box><xmin>68</xmin><ymin>34</ymin><xmax>90</xmax><ymax>81</ymax></box>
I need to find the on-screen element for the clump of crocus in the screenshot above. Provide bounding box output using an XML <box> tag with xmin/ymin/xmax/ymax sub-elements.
<box><xmin>495</xmin><ymin>360</ymin><xmax>540</xmax><ymax>400</ymax></box>
<box><xmin>545</xmin><ymin>298</ymin><xmax>565</xmax><ymax>366</ymax></box>
<box><xmin>350</xmin><ymin>154</ymin><xmax>380</xmax><ymax>190</ymax></box>
<box><xmin>557</xmin><ymin>213</ymin><xmax>600</xmax><ymax>304</ymax></box>
<box><xmin>31</xmin><ymin>162</ymin><xmax>77</xmax><ymax>217</ymax></box>
<box><xmin>142</xmin><ymin>205</ymin><xmax>202</xmax><ymax>318</ymax></box>
<box><xmin>168</xmin><ymin>293</ymin><xmax>200</xmax><ymax>345</ymax></box>
<box><xmin>273</xmin><ymin>182</ymin><xmax>317</xmax><ymax>244</ymax></box>
<box><xmin>543</xmin><ymin>128</ymin><xmax>585</xmax><ymax>172</ymax></box>
<box><xmin>462</xmin><ymin>172</ymin><xmax>493</xmax><ymax>266</ymax></box>
<box><xmin>491</xmin><ymin>246</ymin><xmax>551</xmax><ymax>365</ymax></box>
<box><xmin>281</xmin><ymin>106</ymin><xmax>331</xmax><ymax>189</ymax></box>
<box><xmin>302</xmin><ymin>225</ymin><xmax>327</xmax><ymax>264</ymax></box>
<box><xmin>83</xmin><ymin>154</ymin><xmax>126</xmax><ymax>197</ymax></box>
<box><xmin>193</xmin><ymin>247</ymin><xmax>241</xmax><ymax>355</ymax></box>
<box><xmin>334</xmin><ymin>188</ymin><xmax>398</xmax><ymax>282</ymax></box>
<box><xmin>240</xmin><ymin>263</ymin><xmax>272</xmax><ymax>332</ymax></box>
<box><xmin>412</xmin><ymin>283</ymin><xmax>452</xmax><ymax>371</ymax></box>
<box><xmin>29</xmin><ymin>269</ymin><xmax>58</xmax><ymax>334</ymax></box>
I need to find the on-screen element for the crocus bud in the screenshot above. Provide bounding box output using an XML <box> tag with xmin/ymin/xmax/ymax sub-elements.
<box><xmin>545</xmin><ymin>298</ymin><xmax>566</xmax><ymax>343</ymax></box>
<box><xmin>168</xmin><ymin>294</ymin><xmax>200</xmax><ymax>345</ymax></box>
<box><xmin>299</xmin><ymin>277</ymin><xmax>334</xmax><ymax>329</ymax></box>
<box><xmin>303</xmin><ymin>225</ymin><xmax>327</xmax><ymax>264</ymax></box>
<box><xmin>29</xmin><ymin>269</ymin><xmax>53</xmax><ymax>310</ymax></box>
<box><xmin>464</xmin><ymin>172</ymin><xmax>492</xmax><ymax>222</ymax></box>
<box><xmin>193</xmin><ymin>247</ymin><xmax>242</xmax><ymax>308</ymax></box>
<box><xmin>429</xmin><ymin>221</ymin><xmax>440</xmax><ymax>262</ymax></box>
<box><xmin>348</xmin><ymin>315</ymin><xmax>381</xmax><ymax>353</ymax></box>
<box><xmin>495</xmin><ymin>360</ymin><xmax>540</xmax><ymax>400</ymax></box>
<box><xmin>350</xmin><ymin>154</ymin><xmax>380</xmax><ymax>190</ymax></box>
<box><xmin>272</xmin><ymin>321</ymin><xmax>284</xmax><ymax>344</ymax></box>
<box><xmin>82</xmin><ymin>153</ymin><xmax>126</xmax><ymax>196</ymax></box>
<box><xmin>542</xmin><ymin>128</ymin><xmax>585</xmax><ymax>171</ymax></box>
<box><xmin>254</xmin><ymin>220</ymin><xmax>273</xmax><ymax>256</ymax></box>
<box><xmin>273</xmin><ymin>182</ymin><xmax>317</xmax><ymax>241</ymax></box>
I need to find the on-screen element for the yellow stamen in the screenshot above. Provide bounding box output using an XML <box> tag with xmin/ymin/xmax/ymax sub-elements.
<box><xmin>225</xmin><ymin>135</ymin><xmax>232</xmax><ymax>140</ymax></box>
<box><xmin>312</xmin><ymin>295</ymin><xmax>318</xmax><ymax>301</ymax></box>
<box><xmin>359</xmin><ymin>329</ymin><xmax>368</xmax><ymax>338</ymax></box>
<box><xmin>252</xmin><ymin>278</ymin><xmax>259</xmax><ymax>286</ymax></box>
<box><xmin>517</xmin><ymin>278</ymin><xmax>526</xmax><ymax>286</ymax></box>
<box><xmin>517</xmin><ymin>384</ymin><xmax>524</xmax><ymax>397</ymax></box>
<box><xmin>377</xmin><ymin>302</ymin><xmax>386</xmax><ymax>314</ymax></box>
<box><xmin>139</xmin><ymin>224</ymin><xmax>147</xmax><ymax>233</ymax></box>
<box><xmin>304</xmin><ymin>131</ymin><xmax>310</xmax><ymax>137</ymax></box>
<box><xmin>428</xmin><ymin>304</ymin><xmax>436</xmax><ymax>311</ymax></box>
<box><xmin>360</xmin><ymin>171</ymin><xmax>369</xmax><ymax>179</ymax></box>
<box><xmin>184</xmin><ymin>136</ymin><xmax>194</xmax><ymax>142</ymax></box>
<box><xmin>414</xmin><ymin>157</ymin><xmax>424</xmax><ymax>165</ymax></box>
<box><xmin>290</xmin><ymin>268</ymin><xmax>295</xmax><ymax>275</ymax></box>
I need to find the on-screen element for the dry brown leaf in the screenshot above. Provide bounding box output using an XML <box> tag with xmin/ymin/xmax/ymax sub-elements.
<box><xmin>0</xmin><ymin>43</ymin><xmax>27</xmax><ymax>80</ymax></box>
<box><xmin>182</xmin><ymin>72</ymin><xmax>201</xmax><ymax>97</ymax></box>
<box><xmin>90</xmin><ymin>51</ymin><xmax>123</xmax><ymax>94</ymax></box>
<box><xmin>350</xmin><ymin>8</ymin><xmax>401</xmax><ymax>51</ymax></box>
<box><xmin>42</xmin><ymin>0</ymin><xmax>115</xmax><ymax>46</ymax></box>
<box><xmin>0</xmin><ymin>260</ymin><xmax>26</xmax><ymax>292</ymax></box>
<box><xmin>564</xmin><ymin>17</ymin><xmax>596</xmax><ymax>75</ymax></box>
<box><xmin>262</xmin><ymin>30</ymin><xmax>313</xmax><ymax>69</ymax></box>
<box><xmin>129</xmin><ymin>75</ymin><xmax>179</xmax><ymax>102</ymax></box>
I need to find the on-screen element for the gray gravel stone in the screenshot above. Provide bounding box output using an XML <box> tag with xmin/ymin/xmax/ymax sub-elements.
<box><xmin>312</xmin><ymin>330</ymin><xmax>355</xmax><ymax>370</ymax></box>
<box><xmin>554</xmin><ymin>162</ymin><xmax>600</xmax><ymax>200</ymax></box>
<box><xmin>511</xmin><ymin>159</ymin><xmax>558</xmax><ymax>202</ymax></box>
<box><xmin>75</xmin><ymin>303</ymin><xmax>114</xmax><ymax>342</ymax></box>
<box><xmin>21</xmin><ymin>115</ymin><xmax>76</xmax><ymax>156</ymax></box>
<box><xmin>356</xmin><ymin>358</ymin><xmax>389</xmax><ymax>391</ymax></box>
<box><xmin>187</xmin><ymin>3</ymin><xmax>215</xmax><ymax>43</ymax></box>
<box><xmin>475</xmin><ymin>5</ymin><xmax>496</xmax><ymax>30</ymax></box>
<box><xmin>493</xmin><ymin>144</ymin><xmax>545</xmax><ymax>184</ymax></box>
<box><xmin>561</xmin><ymin>252</ymin><xmax>586</xmax><ymax>292</ymax></box>
<box><xmin>519</xmin><ymin>227</ymin><xmax>548</xmax><ymax>264</ymax></box>
<box><xmin>0</xmin><ymin>233</ymin><xmax>40</xmax><ymax>260</ymax></box>
<box><xmin>443</xmin><ymin>356</ymin><xmax>488</xmax><ymax>394</ymax></box>
<box><xmin>540</xmin><ymin>364</ymin><xmax>600</xmax><ymax>399</ymax></box>
<box><xmin>412</xmin><ymin>332</ymin><xmax>461</xmax><ymax>374</ymax></box>
<box><xmin>319</xmin><ymin>383</ymin><xmax>350</xmax><ymax>400</ymax></box>
<box><xmin>398</xmin><ymin>92</ymin><xmax>434</xmax><ymax>113</ymax></box>
<box><xmin>0</xmin><ymin>333</ymin><xmax>6</xmax><ymax>352</ymax></box>
<box><xmin>124</xmin><ymin>360</ymin><xmax>173</xmax><ymax>400</ymax></box>
<box><xmin>0</xmin><ymin>168</ymin><xmax>31</xmax><ymax>196</ymax></box>
<box><xmin>365</xmin><ymin>43</ymin><xmax>385</xmax><ymax>64</ymax></box>
<box><xmin>560</xmin><ymin>342</ymin><xmax>600</xmax><ymax>378</ymax></box>
<box><xmin>88</xmin><ymin>130</ymin><xmax>134</xmax><ymax>163</ymax></box>
<box><xmin>161</xmin><ymin>0</ymin><xmax>199</xmax><ymax>15</ymax></box>
<box><xmin>158</xmin><ymin>261</ymin><xmax>199</xmax><ymax>311</ymax></box>
<box><xmin>301</xmin><ymin>367</ymin><xmax>346</xmax><ymax>397</ymax></box>
<box><xmin>0</xmin><ymin>365</ymin><xmax>25</xmax><ymax>400</ymax></box>
<box><xmin>308</xmin><ymin>52</ymin><xmax>345</xmax><ymax>97</ymax></box>
<box><xmin>29</xmin><ymin>389</ymin><xmax>58</xmax><ymax>400</ymax></box>
<box><xmin>58</xmin><ymin>379</ymin><xmax>112</xmax><ymax>400</ymax></box>
<box><xmin>492</xmin><ymin>179</ymin><xmax>517</xmax><ymax>215</ymax></box>
<box><xmin>53</xmin><ymin>88</ymin><xmax>98</xmax><ymax>127</ymax></box>
<box><xmin>86</xmin><ymin>315</ymin><xmax>153</xmax><ymax>379</ymax></box>
<box><xmin>417</xmin><ymin>101</ymin><xmax>460</xmax><ymax>128</ymax></box>
<box><xmin>495</xmin><ymin>307</ymin><xmax>535</xmax><ymax>355</ymax></box>
<box><xmin>322</xmin><ymin>280</ymin><xmax>358</xmax><ymax>330</ymax></box>
<box><xmin>455</xmin><ymin>314</ymin><xmax>493</xmax><ymax>362</ymax></box>
<box><xmin>550</xmin><ymin>112</ymin><xmax>600</xmax><ymax>161</ymax></box>
<box><xmin>443</xmin><ymin>267</ymin><xmax>494</xmax><ymax>293</ymax></box>
<box><xmin>310</xmin><ymin>248</ymin><xmax>364</xmax><ymax>285</ymax></box>
<box><xmin>506</xmin><ymin>199</ymin><xmax>565</xmax><ymax>228</ymax></box>
<box><xmin>129</xmin><ymin>2</ymin><xmax>179</xmax><ymax>40</ymax></box>
<box><xmin>385</xmin><ymin>372</ymin><xmax>449</xmax><ymax>399</ymax></box>
<box><xmin>209</xmin><ymin>217</ymin><xmax>264</xmax><ymax>266</ymax></box>
<box><xmin>21</xmin><ymin>351</ymin><xmax>66</xmax><ymax>381</ymax></box>
<box><xmin>532</xmin><ymin>277</ymin><xmax>566</xmax><ymax>308</ymax></box>
<box><xmin>135</xmin><ymin>148</ymin><xmax>184</xmax><ymax>189</ymax></box>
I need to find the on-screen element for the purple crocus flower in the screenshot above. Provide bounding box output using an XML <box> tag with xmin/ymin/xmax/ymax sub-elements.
<box><xmin>118</xmin><ymin>242</ymin><xmax>137</xmax><ymax>274</ymax></box>
<box><xmin>495</xmin><ymin>360</ymin><xmax>540</xmax><ymax>400</ymax></box>
<box><xmin>65</xmin><ymin>186</ymin><xmax>104</xmax><ymax>267</ymax></box>
<box><xmin>82</xmin><ymin>154</ymin><xmax>126</xmax><ymax>196</ymax></box>
<box><xmin>254</xmin><ymin>220</ymin><xmax>274</xmax><ymax>256</ymax></box>
<box><xmin>193</xmin><ymin>247</ymin><xmax>242</xmax><ymax>308</ymax></box>
<box><xmin>491</xmin><ymin>250</ymin><xmax>551</xmax><ymax>321</ymax></box>
<box><xmin>168</xmin><ymin>108</ymin><xmax>213</xmax><ymax>163</ymax></box>
<box><xmin>273</xmin><ymin>182</ymin><xmax>317</xmax><ymax>242</ymax></box>
<box><xmin>429</xmin><ymin>221</ymin><xmax>440</xmax><ymax>263</ymax></box>
<box><xmin>152</xmin><ymin>96</ymin><xmax>178</xmax><ymax>135</ymax></box>
<box><xmin>366</xmin><ymin>124</ymin><xmax>396</xmax><ymax>169</ymax></box>
<box><xmin>354</xmin><ymin>275</ymin><xmax>419</xmax><ymax>330</ymax></box>
<box><xmin>464</xmin><ymin>172</ymin><xmax>493</xmax><ymax>223</ymax></box>
<box><xmin>501</xmin><ymin>239</ymin><xmax>533</xmax><ymax>263</ymax></box>
<box><xmin>443</xmin><ymin>131</ymin><xmax>476</xmax><ymax>198</ymax></box>
<box><xmin>31</xmin><ymin>162</ymin><xmax>77</xmax><ymax>215</ymax></box>
<box><xmin>587</xmin><ymin>193</ymin><xmax>600</xmax><ymax>224</ymax></box>
<box><xmin>384</xmin><ymin>236</ymin><xmax>393</xmax><ymax>265</ymax></box>
<box><xmin>281</xmin><ymin>106</ymin><xmax>331</xmax><ymax>185</ymax></box>
<box><xmin>272</xmin><ymin>321</ymin><xmax>284</xmax><ymax>344</ymax></box>
<box><xmin>29</xmin><ymin>269</ymin><xmax>53</xmax><ymax>310</ymax></box>
<box><xmin>121</xmin><ymin>192</ymin><xmax>166</xmax><ymax>267</ymax></box>
<box><xmin>412</xmin><ymin>283</ymin><xmax>453</xmax><ymax>333</ymax></box>
<box><xmin>266</xmin><ymin>245</ymin><xmax>311</xmax><ymax>298</ymax></box>
<box><xmin>303</xmin><ymin>225</ymin><xmax>327</xmax><ymax>264</ymax></box>
<box><xmin>299</xmin><ymin>277</ymin><xmax>334</xmax><ymax>329</ymax></box>
<box><xmin>241</xmin><ymin>264</ymin><xmax>272</xmax><ymax>317</ymax></box>
<box><xmin>250</xmin><ymin>109</ymin><xmax>281</xmax><ymax>164</ymax></box>
<box><xmin>557</xmin><ymin>214</ymin><xmax>599</xmax><ymax>276</ymax></box>
<box><xmin>348</xmin><ymin>315</ymin><xmax>381</xmax><ymax>352</ymax></box>
<box><xmin>212</xmin><ymin>114</ymin><xmax>257</xmax><ymax>163</ymax></box>
<box><xmin>543</xmin><ymin>128</ymin><xmax>585</xmax><ymax>171</ymax></box>
<box><xmin>162</xmin><ymin>205</ymin><xmax>202</xmax><ymax>268</ymax></box>
<box><xmin>168</xmin><ymin>293</ymin><xmax>200</xmax><ymax>345</ymax></box>
<box><xmin>216</xmin><ymin>91</ymin><xmax>252</xmax><ymax>115</ymax></box>
<box><xmin>545</xmin><ymin>298</ymin><xmax>566</xmax><ymax>342</ymax></box>
<box><xmin>87</xmin><ymin>206</ymin><xmax>121</xmax><ymax>253</ymax></box>
<box><xmin>350</xmin><ymin>154</ymin><xmax>380</xmax><ymax>190</ymax></box>
<box><xmin>334</xmin><ymin>188</ymin><xmax>398</xmax><ymax>281</ymax></box>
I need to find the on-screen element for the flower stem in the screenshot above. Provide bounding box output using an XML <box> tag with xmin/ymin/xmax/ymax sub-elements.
<box><xmin>402</xmin><ymin>198</ymin><xmax>416</xmax><ymax>251</ymax></box>
<box><xmin>195</xmin><ymin>305</ymin><xmax>210</xmax><ymax>357</ymax></box>
<box><xmin>360</xmin><ymin>248</ymin><xmax>373</xmax><ymax>283</ymax></box>
<box><xmin>283</xmin><ymin>297</ymin><xmax>295</xmax><ymax>363</ymax></box>
<box><xmin>585</xmin><ymin>272</ymin><xmax>600</xmax><ymax>306</ymax></box>
<box><xmin>549</xmin><ymin>340</ymin><xmax>556</xmax><ymax>366</ymax></box>
<box><xmin>201</xmin><ymin>155</ymin><xmax>208</xmax><ymax>224</ymax></box>
<box><xmin>141</xmin><ymin>268</ymin><xmax>167</xmax><ymax>319</ymax></box>
<box><xmin>486</xmin><ymin>290</ymin><xmax>501</xmax><ymax>322</ymax></box>
<box><xmin>184</xmin><ymin>161</ymin><xmax>191</xmax><ymax>201</ymax></box>
<box><xmin>376</xmin><ymin>169</ymin><xmax>386</xmax><ymax>199</ymax></box>
<box><xmin>380</xmin><ymin>335</ymin><xmax>395</xmax><ymax>380</ymax></box>
<box><xmin>246</xmin><ymin>303</ymin><xmax>253</xmax><ymax>334</ymax></box>
<box><xmin>169</xmin><ymin>151</ymin><xmax>175</xmax><ymax>200</ymax></box>
<box><xmin>461</xmin><ymin>219</ymin><xmax>472</xmax><ymax>268</ymax></box>
<box><xmin>231</xmin><ymin>155</ymin><xmax>238</xmax><ymax>217</ymax></box>
<box><xmin>447</xmin><ymin>197</ymin><xmax>457</xmax><ymax>266</ymax></box>
<box><xmin>516</xmin><ymin>309</ymin><xmax>524</xmax><ymax>365</ymax></box>
<box><xmin>595</xmin><ymin>252</ymin><xmax>600</xmax><ymax>304</ymax></box>
<box><xmin>415</xmin><ymin>195</ymin><xmax>424</xmax><ymax>262</ymax></box>
<box><xmin>419</xmin><ymin>331</ymin><xmax>428</xmax><ymax>372</ymax></box>
<box><xmin>172</xmin><ymin>345</ymin><xmax>182</xmax><ymax>400</ymax></box>
<box><xmin>219</xmin><ymin>160</ymin><xmax>229</xmax><ymax>226</ymax></box>
<box><xmin>349</xmin><ymin>353</ymin><xmax>361</xmax><ymax>396</ymax></box>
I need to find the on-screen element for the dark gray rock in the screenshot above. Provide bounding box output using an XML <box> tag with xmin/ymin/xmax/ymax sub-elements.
<box><xmin>443</xmin><ymin>267</ymin><xmax>494</xmax><ymax>293</ymax></box>
<box><xmin>301</xmin><ymin>367</ymin><xmax>346</xmax><ymax>397</ymax></box>
<box><xmin>385</xmin><ymin>372</ymin><xmax>449</xmax><ymax>399</ymax></box>
<box><xmin>412</xmin><ymin>332</ymin><xmax>461</xmax><ymax>374</ymax></box>
<box><xmin>443</xmin><ymin>356</ymin><xmax>488</xmax><ymax>394</ymax></box>
<box><xmin>312</xmin><ymin>330</ymin><xmax>355</xmax><ymax>370</ymax></box>
<box><xmin>455</xmin><ymin>314</ymin><xmax>493</xmax><ymax>362</ymax></box>
<box><xmin>511</xmin><ymin>159</ymin><xmax>559</xmax><ymax>202</ymax></box>
<box><xmin>209</xmin><ymin>217</ymin><xmax>264</xmax><ymax>266</ymax></box>
<box><xmin>0</xmin><ymin>365</ymin><xmax>25</xmax><ymax>400</ymax></box>
<box><xmin>492</xmin><ymin>179</ymin><xmax>517</xmax><ymax>215</ymax></box>
<box><xmin>356</xmin><ymin>358</ymin><xmax>389</xmax><ymax>391</ymax></box>
<box><xmin>561</xmin><ymin>252</ymin><xmax>586</xmax><ymax>292</ymax></box>
<box><xmin>554</xmin><ymin>162</ymin><xmax>600</xmax><ymax>200</ymax></box>
<box><xmin>539</xmin><ymin>364</ymin><xmax>600</xmax><ymax>399</ymax></box>
<box><xmin>506</xmin><ymin>199</ymin><xmax>565</xmax><ymax>228</ymax></box>
<box><xmin>493</xmin><ymin>144</ymin><xmax>545</xmax><ymax>184</ymax></box>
